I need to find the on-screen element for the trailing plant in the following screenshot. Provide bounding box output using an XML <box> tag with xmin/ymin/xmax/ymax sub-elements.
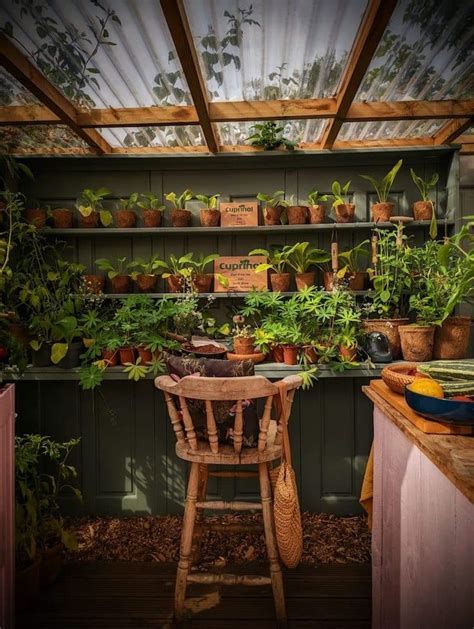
<box><xmin>195</xmin><ymin>194</ymin><xmax>220</xmax><ymax>209</ymax></box>
<box><xmin>76</xmin><ymin>187</ymin><xmax>112</xmax><ymax>226</ymax></box>
<box><xmin>410</xmin><ymin>169</ymin><xmax>439</xmax><ymax>201</ymax></box>
<box><xmin>256</xmin><ymin>190</ymin><xmax>289</xmax><ymax>208</ymax></box>
<box><xmin>136</xmin><ymin>193</ymin><xmax>165</xmax><ymax>212</ymax></box>
<box><xmin>330</xmin><ymin>180</ymin><xmax>351</xmax><ymax>208</ymax></box>
<box><xmin>246</xmin><ymin>121</ymin><xmax>295</xmax><ymax>151</ymax></box>
<box><xmin>306</xmin><ymin>189</ymin><xmax>329</xmax><ymax>206</ymax></box>
<box><xmin>165</xmin><ymin>189</ymin><xmax>194</xmax><ymax>209</ymax></box>
<box><xmin>360</xmin><ymin>159</ymin><xmax>403</xmax><ymax>203</ymax></box>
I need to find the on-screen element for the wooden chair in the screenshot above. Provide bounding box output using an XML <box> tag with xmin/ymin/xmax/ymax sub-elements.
<box><xmin>155</xmin><ymin>373</ymin><xmax>302</xmax><ymax>626</ymax></box>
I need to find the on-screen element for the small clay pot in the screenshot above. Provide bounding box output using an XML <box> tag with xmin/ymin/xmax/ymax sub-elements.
<box><xmin>193</xmin><ymin>273</ymin><xmax>213</xmax><ymax>293</ymax></box>
<box><xmin>399</xmin><ymin>325</ymin><xmax>435</xmax><ymax>362</ymax></box>
<box><xmin>171</xmin><ymin>208</ymin><xmax>191</xmax><ymax>227</ymax></box>
<box><xmin>115</xmin><ymin>210</ymin><xmax>136</xmax><ymax>228</ymax></box>
<box><xmin>25</xmin><ymin>207</ymin><xmax>47</xmax><ymax>229</ymax></box>
<box><xmin>52</xmin><ymin>208</ymin><xmax>73</xmax><ymax>228</ymax></box>
<box><xmin>135</xmin><ymin>274</ymin><xmax>158</xmax><ymax>293</ymax></box>
<box><xmin>79</xmin><ymin>211</ymin><xmax>99</xmax><ymax>228</ymax></box>
<box><xmin>339</xmin><ymin>345</ymin><xmax>357</xmax><ymax>362</ymax></box>
<box><xmin>233</xmin><ymin>336</ymin><xmax>255</xmax><ymax>355</ymax></box>
<box><xmin>110</xmin><ymin>275</ymin><xmax>131</xmax><ymax>294</ymax></box>
<box><xmin>102</xmin><ymin>349</ymin><xmax>119</xmax><ymax>367</ymax></box>
<box><xmin>371</xmin><ymin>202</ymin><xmax>394</xmax><ymax>223</ymax></box>
<box><xmin>39</xmin><ymin>543</ymin><xmax>63</xmax><ymax>587</ymax></box>
<box><xmin>283</xmin><ymin>345</ymin><xmax>299</xmax><ymax>365</ymax></box>
<box><xmin>263</xmin><ymin>205</ymin><xmax>283</xmax><ymax>226</ymax></box>
<box><xmin>433</xmin><ymin>316</ymin><xmax>471</xmax><ymax>360</ymax></box>
<box><xmin>334</xmin><ymin>203</ymin><xmax>355</xmax><ymax>223</ymax></box>
<box><xmin>142</xmin><ymin>209</ymin><xmax>163</xmax><ymax>227</ymax></box>
<box><xmin>308</xmin><ymin>205</ymin><xmax>326</xmax><ymax>224</ymax></box>
<box><xmin>83</xmin><ymin>274</ymin><xmax>105</xmax><ymax>294</ymax></box>
<box><xmin>270</xmin><ymin>272</ymin><xmax>291</xmax><ymax>292</ymax></box>
<box><xmin>287</xmin><ymin>205</ymin><xmax>308</xmax><ymax>225</ymax></box>
<box><xmin>271</xmin><ymin>344</ymin><xmax>285</xmax><ymax>363</ymax></box>
<box><xmin>413</xmin><ymin>200</ymin><xmax>434</xmax><ymax>221</ymax></box>
<box><xmin>119</xmin><ymin>347</ymin><xmax>136</xmax><ymax>365</ymax></box>
<box><xmin>295</xmin><ymin>272</ymin><xmax>316</xmax><ymax>290</ymax></box>
<box><xmin>362</xmin><ymin>318</ymin><xmax>409</xmax><ymax>360</ymax></box>
<box><xmin>167</xmin><ymin>275</ymin><xmax>184</xmax><ymax>293</ymax></box>
<box><xmin>137</xmin><ymin>346</ymin><xmax>153</xmax><ymax>364</ymax></box>
<box><xmin>200</xmin><ymin>208</ymin><xmax>220</xmax><ymax>227</ymax></box>
<box><xmin>304</xmin><ymin>345</ymin><xmax>318</xmax><ymax>364</ymax></box>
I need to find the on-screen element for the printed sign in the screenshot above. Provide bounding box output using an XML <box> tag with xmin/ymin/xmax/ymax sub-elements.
<box><xmin>214</xmin><ymin>256</ymin><xmax>267</xmax><ymax>292</ymax></box>
<box><xmin>220</xmin><ymin>201</ymin><xmax>259</xmax><ymax>227</ymax></box>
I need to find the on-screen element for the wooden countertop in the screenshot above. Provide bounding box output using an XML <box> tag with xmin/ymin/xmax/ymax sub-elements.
<box><xmin>363</xmin><ymin>382</ymin><xmax>474</xmax><ymax>504</ymax></box>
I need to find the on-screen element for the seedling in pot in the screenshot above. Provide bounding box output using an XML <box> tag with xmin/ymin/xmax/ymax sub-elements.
<box><xmin>410</xmin><ymin>169</ymin><xmax>439</xmax><ymax>231</ymax></box>
<box><xmin>360</xmin><ymin>159</ymin><xmax>403</xmax><ymax>223</ymax></box>
<box><xmin>137</xmin><ymin>193</ymin><xmax>165</xmax><ymax>227</ymax></box>
<box><xmin>256</xmin><ymin>190</ymin><xmax>289</xmax><ymax>225</ymax></box>
<box><xmin>189</xmin><ymin>253</ymin><xmax>220</xmax><ymax>292</ymax></box>
<box><xmin>195</xmin><ymin>194</ymin><xmax>221</xmax><ymax>227</ymax></box>
<box><xmin>115</xmin><ymin>193</ymin><xmax>138</xmax><ymax>228</ymax></box>
<box><xmin>95</xmin><ymin>257</ymin><xmax>133</xmax><ymax>293</ymax></box>
<box><xmin>76</xmin><ymin>187</ymin><xmax>112</xmax><ymax>228</ymax></box>
<box><xmin>249</xmin><ymin>246</ymin><xmax>291</xmax><ymax>292</ymax></box>
<box><xmin>155</xmin><ymin>253</ymin><xmax>195</xmax><ymax>292</ymax></box>
<box><xmin>330</xmin><ymin>180</ymin><xmax>354</xmax><ymax>223</ymax></box>
<box><xmin>165</xmin><ymin>189</ymin><xmax>194</xmax><ymax>227</ymax></box>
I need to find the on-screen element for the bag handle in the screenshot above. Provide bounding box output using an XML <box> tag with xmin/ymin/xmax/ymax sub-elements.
<box><xmin>276</xmin><ymin>380</ymin><xmax>292</xmax><ymax>467</ymax></box>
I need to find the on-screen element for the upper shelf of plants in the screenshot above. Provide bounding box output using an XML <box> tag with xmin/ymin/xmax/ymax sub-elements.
<box><xmin>0</xmin><ymin>0</ymin><xmax>472</xmax><ymax>156</ymax></box>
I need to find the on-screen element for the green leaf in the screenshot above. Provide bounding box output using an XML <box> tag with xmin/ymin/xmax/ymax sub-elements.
<box><xmin>51</xmin><ymin>342</ymin><xmax>68</xmax><ymax>364</ymax></box>
<box><xmin>99</xmin><ymin>210</ymin><xmax>113</xmax><ymax>227</ymax></box>
<box><xmin>61</xmin><ymin>529</ymin><xmax>78</xmax><ymax>551</ymax></box>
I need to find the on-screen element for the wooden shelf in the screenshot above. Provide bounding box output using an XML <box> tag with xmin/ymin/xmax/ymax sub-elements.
<box><xmin>97</xmin><ymin>290</ymin><xmax>371</xmax><ymax>299</ymax></box>
<box><xmin>41</xmin><ymin>220</ymin><xmax>455</xmax><ymax>237</ymax></box>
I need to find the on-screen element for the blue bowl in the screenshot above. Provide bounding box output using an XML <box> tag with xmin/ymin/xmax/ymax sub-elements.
<box><xmin>405</xmin><ymin>387</ymin><xmax>474</xmax><ymax>425</ymax></box>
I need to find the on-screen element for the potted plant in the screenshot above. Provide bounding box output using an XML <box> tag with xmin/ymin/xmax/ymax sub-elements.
<box><xmin>232</xmin><ymin>321</ymin><xmax>256</xmax><ymax>355</ymax></box>
<box><xmin>51</xmin><ymin>206</ymin><xmax>73</xmax><ymax>228</ymax></box>
<box><xmin>281</xmin><ymin>322</ymin><xmax>302</xmax><ymax>365</ymax></box>
<box><xmin>399</xmin><ymin>293</ymin><xmax>438</xmax><ymax>362</ymax></box>
<box><xmin>115</xmin><ymin>193</ymin><xmax>138</xmax><ymax>228</ymax></box>
<box><xmin>334</xmin><ymin>300</ymin><xmax>361</xmax><ymax>362</ymax></box>
<box><xmin>51</xmin><ymin>314</ymin><xmax>83</xmax><ymax>368</ymax></box>
<box><xmin>306</xmin><ymin>189</ymin><xmax>329</xmax><ymax>224</ymax></box>
<box><xmin>323</xmin><ymin>240</ymin><xmax>369</xmax><ymax>291</ymax></box>
<box><xmin>410</xmin><ymin>169</ymin><xmax>439</xmax><ymax>220</ymax></box>
<box><xmin>256</xmin><ymin>190</ymin><xmax>289</xmax><ymax>226</ymax></box>
<box><xmin>25</xmin><ymin>204</ymin><xmax>47</xmax><ymax>229</ymax></box>
<box><xmin>285</xmin><ymin>195</ymin><xmax>308</xmax><ymax>225</ymax></box>
<box><xmin>360</xmin><ymin>159</ymin><xmax>403</xmax><ymax>223</ymax></box>
<box><xmin>155</xmin><ymin>253</ymin><xmax>194</xmax><ymax>293</ymax></box>
<box><xmin>75</xmin><ymin>187</ymin><xmax>112</xmax><ymax>228</ymax></box>
<box><xmin>330</xmin><ymin>181</ymin><xmax>355</xmax><ymax>223</ymax></box>
<box><xmin>165</xmin><ymin>189</ymin><xmax>194</xmax><ymax>227</ymax></box>
<box><xmin>129</xmin><ymin>255</ymin><xmax>164</xmax><ymax>292</ymax></box>
<box><xmin>189</xmin><ymin>253</ymin><xmax>220</xmax><ymax>292</ymax></box>
<box><xmin>137</xmin><ymin>192</ymin><xmax>165</xmax><ymax>227</ymax></box>
<box><xmin>82</xmin><ymin>273</ymin><xmax>105</xmax><ymax>294</ymax></box>
<box><xmin>195</xmin><ymin>193</ymin><xmax>221</xmax><ymax>227</ymax></box>
<box><xmin>245</xmin><ymin>121</ymin><xmax>295</xmax><ymax>152</ymax></box>
<box><xmin>249</xmin><ymin>246</ymin><xmax>291</xmax><ymax>292</ymax></box>
<box><xmin>286</xmin><ymin>241</ymin><xmax>330</xmax><ymax>290</ymax></box>
<box><xmin>95</xmin><ymin>257</ymin><xmax>133</xmax><ymax>293</ymax></box>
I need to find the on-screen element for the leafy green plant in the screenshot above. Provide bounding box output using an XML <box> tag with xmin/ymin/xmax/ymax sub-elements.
<box><xmin>123</xmin><ymin>357</ymin><xmax>150</xmax><ymax>381</ymax></box>
<box><xmin>117</xmin><ymin>192</ymin><xmax>139</xmax><ymax>211</ymax></box>
<box><xmin>360</xmin><ymin>160</ymin><xmax>403</xmax><ymax>203</ymax></box>
<box><xmin>306</xmin><ymin>189</ymin><xmax>329</xmax><ymax>206</ymax></box>
<box><xmin>285</xmin><ymin>242</ymin><xmax>330</xmax><ymax>274</ymax></box>
<box><xmin>50</xmin><ymin>314</ymin><xmax>82</xmax><ymax>364</ymax></box>
<box><xmin>129</xmin><ymin>255</ymin><xmax>165</xmax><ymax>277</ymax></box>
<box><xmin>410</xmin><ymin>169</ymin><xmax>439</xmax><ymax>201</ymax></box>
<box><xmin>256</xmin><ymin>190</ymin><xmax>289</xmax><ymax>208</ymax></box>
<box><xmin>189</xmin><ymin>253</ymin><xmax>220</xmax><ymax>274</ymax></box>
<box><xmin>248</xmin><ymin>247</ymin><xmax>289</xmax><ymax>274</ymax></box>
<box><xmin>165</xmin><ymin>189</ymin><xmax>194</xmax><ymax>209</ymax></box>
<box><xmin>330</xmin><ymin>181</ymin><xmax>351</xmax><ymax>208</ymax></box>
<box><xmin>337</xmin><ymin>240</ymin><xmax>370</xmax><ymax>278</ymax></box>
<box><xmin>298</xmin><ymin>366</ymin><xmax>318</xmax><ymax>389</ymax></box>
<box><xmin>76</xmin><ymin>187</ymin><xmax>112</xmax><ymax>226</ymax></box>
<box><xmin>156</xmin><ymin>253</ymin><xmax>195</xmax><ymax>281</ymax></box>
<box><xmin>136</xmin><ymin>193</ymin><xmax>165</xmax><ymax>212</ymax></box>
<box><xmin>95</xmin><ymin>257</ymin><xmax>132</xmax><ymax>279</ymax></box>
<box><xmin>246</xmin><ymin>121</ymin><xmax>295</xmax><ymax>151</ymax></box>
<box><xmin>195</xmin><ymin>194</ymin><xmax>220</xmax><ymax>209</ymax></box>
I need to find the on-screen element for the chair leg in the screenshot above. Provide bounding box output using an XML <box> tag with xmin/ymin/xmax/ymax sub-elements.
<box><xmin>192</xmin><ymin>464</ymin><xmax>209</xmax><ymax>563</ymax></box>
<box><xmin>175</xmin><ymin>461</ymin><xmax>200</xmax><ymax>622</ymax></box>
<box><xmin>258</xmin><ymin>462</ymin><xmax>287</xmax><ymax>627</ymax></box>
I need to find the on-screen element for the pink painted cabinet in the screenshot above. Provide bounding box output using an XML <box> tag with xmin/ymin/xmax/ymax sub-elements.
<box><xmin>372</xmin><ymin>406</ymin><xmax>474</xmax><ymax>629</ymax></box>
<box><xmin>0</xmin><ymin>384</ymin><xmax>15</xmax><ymax>629</ymax></box>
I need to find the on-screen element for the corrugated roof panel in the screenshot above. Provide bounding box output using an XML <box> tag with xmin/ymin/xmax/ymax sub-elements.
<box><xmin>0</xmin><ymin>125</ymin><xmax>88</xmax><ymax>153</ymax></box>
<box><xmin>99</xmin><ymin>126</ymin><xmax>204</xmax><ymax>148</ymax></box>
<box><xmin>355</xmin><ymin>0</ymin><xmax>474</xmax><ymax>102</ymax></box>
<box><xmin>339</xmin><ymin>119</ymin><xmax>446</xmax><ymax>141</ymax></box>
<box><xmin>184</xmin><ymin>0</ymin><xmax>368</xmax><ymax>102</ymax></box>
<box><xmin>217</xmin><ymin>119</ymin><xmax>324</xmax><ymax>145</ymax></box>
<box><xmin>0</xmin><ymin>67</ymin><xmax>39</xmax><ymax>105</ymax></box>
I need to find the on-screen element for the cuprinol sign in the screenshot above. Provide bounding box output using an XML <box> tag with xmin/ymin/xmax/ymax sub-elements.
<box><xmin>220</xmin><ymin>201</ymin><xmax>258</xmax><ymax>227</ymax></box>
<box><xmin>214</xmin><ymin>256</ymin><xmax>267</xmax><ymax>292</ymax></box>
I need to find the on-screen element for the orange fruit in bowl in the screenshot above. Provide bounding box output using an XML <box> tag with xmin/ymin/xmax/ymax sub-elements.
<box><xmin>407</xmin><ymin>378</ymin><xmax>444</xmax><ymax>399</ymax></box>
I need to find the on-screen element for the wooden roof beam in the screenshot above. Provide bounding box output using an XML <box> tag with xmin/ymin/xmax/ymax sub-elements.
<box><xmin>433</xmin><ymin>118</ymin><xmax>473</xmax><ymax>145</ymax></box>
<box><xmin>320</xmin><ymin>0</ymin><xmax>398</xmax><ymax>149</ymax></box>
<box><xmin>160</xmin><ymin>0</ymin><xmax>218</xmax><ymax>153</ymax></box>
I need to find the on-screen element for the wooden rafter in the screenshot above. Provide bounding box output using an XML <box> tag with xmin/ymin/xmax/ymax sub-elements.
<box><xmin>0</xmin><ymin>34</ymin><xmax>110</xmax><ymax>153</ymax></box>
<box><xmin>160</xmin><ymin>0</ymin><xmax>218</xmax><ymax>153</ymax></box>
<box><xmin>433</xmin><ymin>118</ymin><xmax>473</xmax><ymax>145</ymax></box>
<box><xmin>320</xmin><ymin>0</ymin><xmax>398</xmax><ymax>149</ymax></box>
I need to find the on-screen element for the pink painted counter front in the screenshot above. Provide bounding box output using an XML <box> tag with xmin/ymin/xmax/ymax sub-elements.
<box><xmin>364</xmin><ymin>384</ymin><xmax>473</xmax><ymax>629</ymax></box>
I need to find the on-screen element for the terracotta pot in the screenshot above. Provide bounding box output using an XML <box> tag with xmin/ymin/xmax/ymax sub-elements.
<box><xmin>25</xmin><ymin>207</ymin><xmax>47</xmax><ymax>228</ymax></box>
<box><xmin>193</xmin><ymin>273</ymin><xmax>213</xmax><ymax>293</ymax></box>
<box><xmin>308</xmin><ymin>205</ymin><xmax>326</xmax><ymax>224</ymax></box>
<box><xmin>167</xmin><ymin>275</ymin><xmax>184</xmax><ymax>293</ymax></box>
<box><xmin>200</xmin><ymin>208</ymin><xmax>220</xmax><ymax>227</ymax></box>
<box><xmin>371</xmin><ymin>202</ymin><xmax>394</xmax><ymax>223</ymax></box>
<box><xmin>52</xmin><ymin>208</ymin><xmax>73</xmax><ymax>228</ymax></box>
<box><xmin>171</xmin><ymin>208</ymin><xmax>191</xmax><ymax>227</ymax></box>
<box><xmin>115</xmin><ymin>210</ymin><xmax>136</xmax><ymax>228</ymax></box>
<box><xmin>142</xmin><ymin>209</ymin><xmax>163</xmax><ymax>227</ymax></box>
<box><xmin>233</xmin><ymin>336</ymin><xmax>255</xmax><ymax>355</ymax></box>
<box><xmin>399</xmin><ymin>325</ymin><xmax>435</xmax><ymax>362</ymax></box>
<box><xmin>362</xmin><ymin>318</ymin><xmax>409</xmax><ymax>360</ymax></box>
<box><xmin>270</xmin><ymin>272</ymin><xmax>290</xmax><ymax>292</ymax></box>
<box><xmin>16</xmin><ymin>558</ymin><xmax>40</xmax><ymax>611</ymax></box>
<box><xmin>272</xmin><ymin>344</ymin><xmax>285</xmax><ymax>363</ymax></box>
<box><xmin>102</xmin><ymin>349</ymin><xmax>119</xmax><ymax>367</ymax></box>
<box><xmin>339</xmin><ymin>345</ymin><xmax>357</xmax><ymax>362</ymax></box>
<box><xmin>263</xmin><ymin>205</ymin><xmax>283</xmax><ymax>226</ymax></box>
<box><xmin>83</xmin><ymin>274</ymin><xmax>105</xmax><ymax>294</ymax></box>
<box><xmin>304</xmin><ymin>345</ymin><xmax>318</xmax><ymax>364</ymax></box>
<box><xmin>79</xmin><ymin>211</ymin><xmax>99</xmax><ymax>228</ymax></box>
<box><xmin>287</xmin><ymin>205</ymin><xmax>308</xmax><ymax>225</ymax></box>
<box><xmin>413</xmin><ymin>200</ymin><xmax>434</xmax><ymax>221</ymax></box>
<box><xmin>137</xmin><ymin>346</ymin><xmax>153</xmax><ymax>364</ymax></box>
<box><xmin>39</xmin><ymin>543</ymin><xmax>63</xmax><ymax>587</ymax></box>
<box><xmin>135</xmin><ymin>274</ymin><xmax>158</xmax><ymax>293</ymax></box>
<box><xmin>119</xmin><ymin>347</ymin><xmax>136</xmax><ymax>365</ymax></box>
<box><xmin>334</xmin><ymin>203</ymin><xmax>355</xmax><ymax>223</ymax></box>
<box><xmin>295</xmin><ymin>272</ymin><xmax>316</xmax><ymax>291</ymax></box>
<box><xmin>433</xmin><ymin>316</ymin><xmax>471</xmax><ymax>360</ymax></box>
<box><xmin>110</xmin><ymin>275</ymin><xmax>131</xmax><ymax>294</ymax></box>
<box><xmin>283</xmin><ymin>345</ymin><xmax>299</xmax><ymax>365</ymax></box>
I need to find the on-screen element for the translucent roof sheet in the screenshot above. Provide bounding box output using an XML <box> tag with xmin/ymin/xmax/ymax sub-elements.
<box><xmin>339</xmin><ymin>119</ymin><xmax>446</xmax><ymax>142</ymax></box>
<box><xmin>0</xmin><ymin>125</ymin><xmax>88</xmax><ymax>153</ymax></box>
<box><xmin>0</xmin><ymin>67</ymin><xmax>39</xmax><ymax>106</ymax></box>
<box><xmin>356</xmin><ymin>0</ymin><xmax>474</xmax><ymax>101</ymax></box>
<box><xmin>99</xmin><ymin>126</ymin><xmax>204</xmax><ymax>148</ymax></box>
<box><xmin>218</xmin><ymin>119</ymin><xmax>324</xmax><ymax>146</ymax></box>
<box><xmin>183</xmin><ymin>0</ymin><xmax>368</xmax><ymax>101</ymax></box>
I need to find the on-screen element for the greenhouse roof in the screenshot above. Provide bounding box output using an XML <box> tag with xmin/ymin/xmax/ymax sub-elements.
<box><xmin>0</xmin><ymin>0</ymin><xmax>472</xmax><ymax>156</ymax></box>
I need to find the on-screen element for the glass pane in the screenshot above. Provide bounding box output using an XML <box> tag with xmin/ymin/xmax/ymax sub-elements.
<box><xmin>0</xmin><ymin>67</ymin><xmax>39</xmax><ymax>105</ymax></box>
<box><xmin>99</xmin><ymin>126</ymin><xmax>204</xmax><ymax>148</ymax></box>
<box><xmin>339</xmin><ymin>119</ymin><xmax>446</xmax><ymax>141</ymax></box>
<box><xmin>217</xmin><ymin>119</ymin><xmax>324</xmax><ymax>146</ymax></box>
<box><xmin>0</xmin><ymin>0</ymin><xmax>192</xmax><ymax>108</ymax></box>
<box><xmin>184</xmin><ymin>0</ymin><xmax>368</xmax><ymax>102</ymax></box>
<box><xmin>356</xmin><ymin>0</ymin><xmax>474</xmax><ymax>101</ymax></box>
<box><xmin>0</xmin><ymin>125</ymin><xmax>88</xmax><ymax>153</ymax></box>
